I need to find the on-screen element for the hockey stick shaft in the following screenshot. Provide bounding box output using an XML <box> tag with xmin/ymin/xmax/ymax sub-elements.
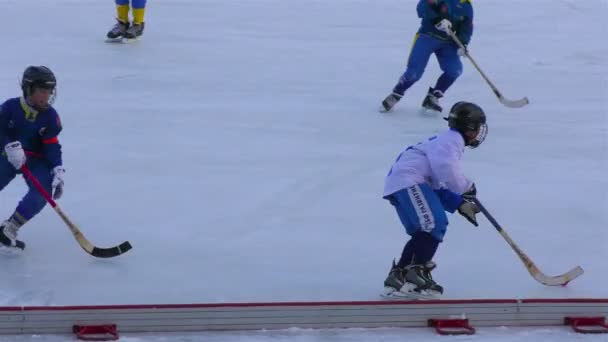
<box><xmin>20</xmin><ymin>165</ymin><xmax>132</xmax><ymax>258</ymax></box>
<box><xmin>448</xmin><ymin>31</ymin><xmax>529</xmax><ymax>108</ymax></box>
<box><xmin>472</xmin><ymin>198</ymin><xmax>583</xmax><ymax>286</ymax></box>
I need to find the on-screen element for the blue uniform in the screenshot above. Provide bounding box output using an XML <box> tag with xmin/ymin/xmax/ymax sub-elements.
<box><xmin>0</xmin><ymin>97</ymin><xmax>62</xmax><ymax>225</ymax></box>
<box><xmin>393</xmin><ymin>0</ymin><xmax>474</xmax><ymax>96</ymax></box>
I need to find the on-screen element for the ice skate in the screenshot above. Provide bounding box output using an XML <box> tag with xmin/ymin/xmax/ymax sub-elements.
<box><xmin>0</xmin><ymin>220</ymin><xmax>25</xmax><ymax>250</ymax></box>
<box><xmin>382</xmin><ymin>260</ymin><xmax>408</xmax><ymax>298</ymax></box>
<box><xmin>123</xmin><ymin>22</ymin><xmax>144</xmax><ymax>41</ymax></box>
<box><xmin>421</xmin><ymin>87</ymin><xmax>444</xmax><ymax>113</ymax></box>
<box><xmin>381</xmin><ymin>92</ymin><xmax>403</xmax><ymax>112</ymax></box>
<box><xmin>398</xmin><ymin>261</ymin><xmax>443</xmax><ymax>300</ymax></box>
<box><xmin>106</xmin><ymin>19</ymin><xmax>129</xmax><ymax>43</ymax></box>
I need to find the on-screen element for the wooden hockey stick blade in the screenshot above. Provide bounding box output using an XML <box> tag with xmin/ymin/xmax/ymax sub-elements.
<box><xmin>501</xmin><ymin>230</ymin><xmax>584</xmax><ymax>286</ymax></box>
<box><xmin>529</xmin><ymin>265</ymin><xmax>584</xmax><ymax>286</ymax></box>
<box><xmin>91</xmin><ymin>241</ymin><xmax>133</xmax><ymax>258</ymax></box>
<box><xmin>70</xmin><ymin>223</ymin><xmax>132</xmax><ymax>258</ymax></box>
<box><xmin>498</xmin><ymin>95</ymin><xmax>529</xmax><ymax>108</ymax></box>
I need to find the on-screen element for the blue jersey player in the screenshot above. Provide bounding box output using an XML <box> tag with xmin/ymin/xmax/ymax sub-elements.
<box><xmin>0</xmin><ymin>66</ymin><xmax>65</xmax><ymax>250</ymax></box>
<box><xmin>382</xmin><ymin>0</ymin><xmax>474</xmax><ymax>113</ymax></box>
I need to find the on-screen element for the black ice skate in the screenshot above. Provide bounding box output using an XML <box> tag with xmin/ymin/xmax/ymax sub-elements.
<box><xmin>0</xmin><ymin>220</ymin><xmax>25</xmax><ymax>250</ymax></box>
<box><xmin>106</xmin><ymin>19</ymin><xmax>129</xmax><ymax>41</ymax></box>
<box><xmin>421</xmin><ymin>87</ymin><xmax>444</xmax><ymax>112</ymax></box>
<box><xmin>123</xmin><ymin>22</ymin><xmax>145</xmax><ymax>40</ymax></box>
<box><xmin>400</xmin><ymin>261</ymin><xmax>443</xmax><ymax>300</ymax></box>
<box><xmin>381</xmin><ymin>92</ymin><xmax>403</xmax><ymax>112</ymax></box>
<box><xmin>382</xmin><ymin>260</ymin><xmax>406</xmax><ymax>297</ymax></box>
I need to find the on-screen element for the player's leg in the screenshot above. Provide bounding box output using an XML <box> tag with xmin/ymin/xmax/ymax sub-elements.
<box><xmin>383</xmin><ymin>184</ymin><xmax>447</xmax><ymax>298</ymax></box>
<box><xmin>124</xmin><ymin>0</ymin><xmax>146</xmax><ymax>39</ymax></box>
<box><xmin>107</xmin><ymin>0</ymin><xmax>131</xmax><ymax>39</ymax></box>
<box><xmin>382</xmin><ymin>34</ymin><xmax>439</xmax><ymax>111</ymax></box>
<box><xmin>0</xmin><ymin>160</ymin><xmax>53</xmax><ymax>248</ymax></box>
<box><xmin>0</xmin><ymin>159</ymin><xmax>21</xmax><ymax>248</ymax></box>
<box><xmin>423</xmin><ymin>43</ymin><xmax>463</xmax><ymax>112</ymax></box>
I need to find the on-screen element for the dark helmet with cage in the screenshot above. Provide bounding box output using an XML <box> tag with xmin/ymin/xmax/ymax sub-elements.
<box><xmin>446</xmin><ymin>101</ymin><xmax>488</xmax><ymax>148</ymax></box>
<box><xmin>21</xmin><ymin>66</ymin><xmax>57</xmax><ymax>106</ymax></box>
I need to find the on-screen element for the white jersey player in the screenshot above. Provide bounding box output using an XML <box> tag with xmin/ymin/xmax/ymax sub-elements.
<box><xmin>382</xmin><ymin>101</ymin><xmax>488</xmax><ymax>299</ymax></box>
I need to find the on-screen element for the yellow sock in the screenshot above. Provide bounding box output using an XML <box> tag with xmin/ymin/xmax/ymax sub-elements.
<box><xmin>116</xmin><ymin>4</ymin><xmax>130</xmax><ymax>23</ymax></box>
<box><xmin>132</xmin><ymin>8</ymin><xmax>145</xmax><ymax>25</ymax></box>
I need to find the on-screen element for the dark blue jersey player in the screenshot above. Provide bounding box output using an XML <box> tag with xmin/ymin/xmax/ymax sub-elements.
<box><xmin>0</xmin><ymin>66</ymin><xmax>65</xmax><ymax>250</ymax></box>
<box><xmin>382</xmin><ymin>0</ymin><xmax>474</xmax><ymax>113</ymax></box>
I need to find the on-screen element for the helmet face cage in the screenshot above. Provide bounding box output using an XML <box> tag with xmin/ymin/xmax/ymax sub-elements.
<box><xmin>21</xmin><ymin>66</ymin><xmax>57</xmax><ymax>107</ymax></box>
<box><xmin>468</xmin><ymin>122</ymin><xmax>488</xmax><ymax>149</ymax></box>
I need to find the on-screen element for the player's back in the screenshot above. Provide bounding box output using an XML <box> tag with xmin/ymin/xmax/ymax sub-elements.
<box><xmin>384</xmin><ymin>129</ymin><xmax>466</xmax><ymax>197</ymax></box>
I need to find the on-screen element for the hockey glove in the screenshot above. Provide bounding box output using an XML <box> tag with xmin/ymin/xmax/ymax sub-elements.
<box><xmin>51</xmin><ymin>166</ymin><xmax>65</xmax><ymax>200</ymax></box>
<box><xmin>462</xmin><ymin>182</ymin><xmax>476</xmax><ymax>200</ymax></box>
<box><xmin>435</xmin><ymin>19</ymin><xmax>453</xmax><ymax>33</ymax></box>
<box><xmin>458</xmin><ymin>199</ymin><xmax>480</xmax><ymax>227</ymax></box>
<box><xmin>4</xmin><ymin>141</ymin><xmax>26</xmax><ymax>170</ymax></box>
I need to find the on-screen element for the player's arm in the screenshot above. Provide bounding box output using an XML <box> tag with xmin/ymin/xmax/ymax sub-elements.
<box><xmin>41</xmin><ymin>111</ymin><xmax>63</xmax><ymax>168</ymax></box>
<box><xmin>426</xmin><ymin>139</ymin><xmax>480</xmax><ymax>224</ymax></box>
<box><xmin>426</xmin><ymin>140</ymin><xmax>473</xmax><ymax>205</ymax></box>
<box><xmin>455</xmin><ymin>2</ymin><xmax>474</xmax><ymax>45</ymax></box>
<box><xmin>0</xmin><ymin>103</ymin><xmax>11</xmax><ymax>146</ymax></box>
<box><xmin>417</xmin><ymin>0</ymin><xmax>442</xmax><ymax>20</ymax></box>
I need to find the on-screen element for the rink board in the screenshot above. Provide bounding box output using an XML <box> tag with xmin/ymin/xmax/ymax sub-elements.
<box><xmin>0</xmin><ymin>298</ymin><xmax>606</xmax><ymax>335</ymax></box>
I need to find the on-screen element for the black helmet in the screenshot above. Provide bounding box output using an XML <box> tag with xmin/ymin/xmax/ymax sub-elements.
<box><xmin>446</xmin><ymin>101</ymin><xmax>488</xmax><ymax>148</ymax></box>
<box><xmin>21</xmin><ymin>66</ymin><xmax>57</xmax><ymax>102</ymax></box>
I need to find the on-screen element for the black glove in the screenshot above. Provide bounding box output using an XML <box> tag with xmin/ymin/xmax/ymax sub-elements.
<box><xmin>462</xmin><ymin>183</ymin><xmax>477</xmax><ymax>200</ymax></box>
<box><xmin>458</xmin><ymin>199</ymin><xmax>480</xmax><ymax>227</ymax></box>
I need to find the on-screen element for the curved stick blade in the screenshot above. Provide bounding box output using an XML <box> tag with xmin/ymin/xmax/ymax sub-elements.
<box><xmin>531</xmin><ymin>265</ymin><xmax>584</xmax><ymax>286</ymax></box>
<box><xmin>90</xmin><ymin>241</ymin><xmax>133</xmax><ymax>258</ymax></box>
<box><xmin>500</xmin><ymin>96</ymin><xmax>529</xmax><ymax>108</ymax></box>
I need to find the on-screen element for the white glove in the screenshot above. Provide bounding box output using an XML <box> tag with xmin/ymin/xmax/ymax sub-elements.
<box><xmin>51</xmin><ymin>166</ymin><xmax>65</xmax><ymax>200</ymax></box>
<box><xmin>435</xmin><ymin>19</ymin><xmax>452</xmax><ymax>33</ymax></box>
<box><xmin>4</xmin><ymin>141</ymin><xmax>26</xmax><ymax>170</ymax></box>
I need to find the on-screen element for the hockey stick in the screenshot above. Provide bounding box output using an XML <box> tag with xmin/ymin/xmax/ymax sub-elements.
<box><xmin>21</xmin><ymin>165</ymin><xmax>132</xmax><ymax>258</ymax></box>
<box><xmin>473</xmin><ymin>198</ymin><xmax>583</xmax><ymax>286</ymax></box>
<box><xmin>448</xmin><ymin>31</ymin><xmax>529</xmax><ymax>109</ymax></box>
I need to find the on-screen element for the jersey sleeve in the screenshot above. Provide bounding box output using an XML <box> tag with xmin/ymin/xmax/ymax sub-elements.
<box><xmin>456</xmin><ymin>1</ymin><xmax>474</xmax><ymax>45</ymax></box>
<box><xmin>434</xmin><ymin>188</ymin><xmax>463</xmax><ymax>213</ymax></box>
<box><xmin>0</xmin><ymin>102</ymin><xmax>10</xmax><ymax>146</ymax></box>
<box><xmin>425</xmin><ymin>136</ymin><xmax>473</xmax><ymax>195</ymax></box>
<box><xmin>41</xmin><ymin>110</ymin><xmax>63</xmax><ymax>168</ymax></box>
<box><xmin>417</xmin><ymin>0</ymin><xmax>440</xmax><ymax>20</ymax></box>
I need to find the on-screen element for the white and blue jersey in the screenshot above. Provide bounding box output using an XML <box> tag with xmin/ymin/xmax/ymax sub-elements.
<box><xmin>384</xmin><ymin>128</ymin><xmax>472</xmax><ymax>241</ymax></box>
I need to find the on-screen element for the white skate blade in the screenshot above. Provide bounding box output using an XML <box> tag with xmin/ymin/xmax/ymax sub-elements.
<box><xmin>0</xmin><ymin>245</ymin><xmax>24</xmax><ymax>257</ymax></box>
<box><xmin>380</xmin><ymin>285</ymin><xmax>441</xmax><ymax>300</ymax></box>
<box><xmin>420</xmin><ymin>106</ymin><xmax>441</xmax><ymax>114</ymax></box>
<box><xmin>105</xmin><ymin>36</ymin><xmax>140</xmax><ymax>44</ymax></box>
<box><xmin>105</xmin><ymin>37</ymin><xmax>124</xmax><ymax>43</ymax></box>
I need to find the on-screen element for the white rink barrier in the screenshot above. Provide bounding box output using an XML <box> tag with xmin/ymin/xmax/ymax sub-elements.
<box><xmin>0</xmin><ymin>298</ymin><xmax>606</xmax><ymax>338</ymax></box>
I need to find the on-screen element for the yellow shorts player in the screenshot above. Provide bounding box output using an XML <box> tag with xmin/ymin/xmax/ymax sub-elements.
<box><xmin>107</xmin><ymin>0</ymin><xmax>147</xmax><ymax>41</ymax></box>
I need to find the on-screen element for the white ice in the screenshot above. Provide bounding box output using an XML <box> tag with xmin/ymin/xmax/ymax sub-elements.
<box><xmin>0</xmin><ymin>0</ymin><xmax>606</xmax><ymax>340</ymax></box>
